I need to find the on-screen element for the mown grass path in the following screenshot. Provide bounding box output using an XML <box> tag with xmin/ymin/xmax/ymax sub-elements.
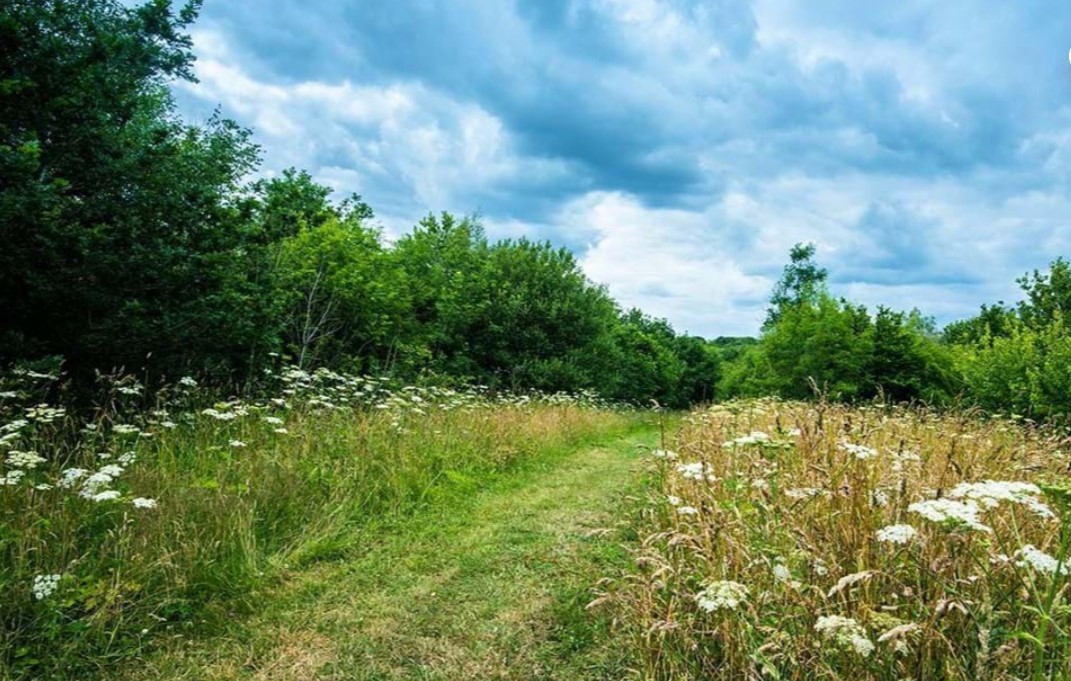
<box><xmin>130</xmin><ymin>424</ymin><xmax>660</xmax><ymax>680</ymax></box>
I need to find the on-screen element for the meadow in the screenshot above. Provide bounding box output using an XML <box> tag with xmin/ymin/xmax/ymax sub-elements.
<box><xmin>0</xmin><ymin>366</ymin><xmax>639</xmax><ymax>679</ymax></box>
<box><xmin>609</xmin><ymin>398</ymin><xmax>1071</xmax><ymax>680</ymax></box>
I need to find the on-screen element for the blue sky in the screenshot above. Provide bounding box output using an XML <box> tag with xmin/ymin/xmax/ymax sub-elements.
<box><xmin>176</xmin><ymin>0</ymin><xmax>1071</xmax><ymax>337</ymax></box>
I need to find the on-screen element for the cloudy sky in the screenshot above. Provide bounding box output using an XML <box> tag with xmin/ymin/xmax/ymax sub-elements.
<box><xmin>175</xmin><ymin>0</ymin><xmax>1071</xmax><ymax>337</ymax></box>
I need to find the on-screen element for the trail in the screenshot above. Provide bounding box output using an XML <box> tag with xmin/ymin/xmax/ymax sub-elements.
<box><xmin>133</xmin><ymin>427</ymin><xmax>659</xmax><ymax>680</ymax></box>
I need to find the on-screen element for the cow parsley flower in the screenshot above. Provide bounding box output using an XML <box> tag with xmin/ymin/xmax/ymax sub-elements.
<box><xmin>652</xmin><ymin>449</ymin><xmax>679</xmax><ymax>461</ymax></box>
<box><xmin>1</xmin><ymin>470</ymin><xmax>25</xmax><ymax>486</ymax></box>
<box><xmin>696</xmin><ymin>580</ymin><xmax>749</xmax><ymax>612</ymax></box>
<box><xmin>6</xmin><ymin>451</ymin><xmax>46</xmax><ymax>468</ymax></box>
<box><xmin>1015</xmin><ymin>545</ymin><xmax>1066</xmax><ymax>575</ymax></box>
<box><xmin>815</xmin><ymin>615</ymin><xmax>875</xmax><ymax>657</ymax></box>
<box><xmin>908</xmin><ymin>498</ymin><xmax>991</xmax><ymax>532</ymax></box>
<box><xmin>676</xmin><ymin>462</ymin><xmax>715</xmax><ymax>482</ymax></box>
<box><xmin>840</xmin><ymin>442</ymin><xmax>878</xmax><ymax>460</ymax></box>
<box><xmin>178</xmin><ymin>376</ymin><xmax>198</xmax><ymax>388</ymax></box>
<box><xmin>666</xmin><ymin>495</ymin><xmax>681</xmax><ymax>506</ymax></box>
<box><xmin>229</xmin><ymin>440</ymin><xmax>246</xmax><ymax>448</ymax></box>
<box><xmin>58</xmin><ymin>468</ymin><xmax>88</xmax><ymax>488</ymax></box>
<box><xmin>88</xmin><ymin>490</ymin><xmax>121</xmax><ymax>502</ymax></box>
<box><xmin>131</xmin><ymin>497</ymin><xmax>157</xmax><ymax>509</ymax></box>
<box><xmin>948</xmin><ymin>480</ymin><xmax>1055</xmax><ymax>519</ymax></box>
<box><xmin>32</xmin><ymin>574</ymin><xmax>61</xmax><ymax>600</ymax></box>
<box><xmin>723</xmin><ymin>431</ymin><xmax>770</xmax><ymax>448</ymax></box>
<box><xmin>876</xmin><ymin>524</ymin><xmax>919</xmax><ymax>545</ymax></box>
<box><xmin>112</xmin><ymin>424</ymin><xmax>140</xmax><ymax>435</ymax></box>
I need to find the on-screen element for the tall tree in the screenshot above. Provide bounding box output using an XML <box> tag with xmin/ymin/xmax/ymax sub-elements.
<box><xmin>764</xmin><ymin>242</ymin><xmax>828</xmax><ymax>329</ymax></box>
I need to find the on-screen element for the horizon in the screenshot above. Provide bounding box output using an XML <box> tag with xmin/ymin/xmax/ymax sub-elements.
<box><xmin>175</xmin><ymin>0</ymin><xmax>1071</xmax><ymax>337</ymax></box>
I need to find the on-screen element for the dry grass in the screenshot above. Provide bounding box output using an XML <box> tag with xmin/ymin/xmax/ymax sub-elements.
<box><xmin>610</xmin><ymin>398</ymin><xmax>1071</xmax><ymax>680</ymax></box>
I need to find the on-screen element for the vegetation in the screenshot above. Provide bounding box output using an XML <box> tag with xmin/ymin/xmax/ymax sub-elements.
<box><xmin>0</xmin><ymin>366</ymin><xmax>643</xmax><ymax>678</ymax></box>
<box><xmin>611</xmin><ymin>399</ymin><xmax>1071</xmax><ymax>679</ymax></box>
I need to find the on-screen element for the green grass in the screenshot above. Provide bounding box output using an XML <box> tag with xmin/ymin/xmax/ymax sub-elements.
<box><xmin>118</xmin><ymin>425</ymin><xmax>661</xmax><ymax>680</ymax></box>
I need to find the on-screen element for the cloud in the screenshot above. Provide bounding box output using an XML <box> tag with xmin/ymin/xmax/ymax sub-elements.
<box><xmin>174</xmin><ymin>0</ymin><xmax>1071</xmax><ymax>336</ymax></box>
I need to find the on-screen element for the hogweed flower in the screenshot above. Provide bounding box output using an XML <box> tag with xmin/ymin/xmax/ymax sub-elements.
<box><xmin>908</xmin><ymin>498</ymin><xmax>991</xmax><ymax>532</ymax></box>
<box><xmin>948</xmin><ymin>480</ymin><xmax>1055</xmax><ymax>519</ymax></box>
<box><xmin>696</xmin><ymin>580</ymin><xmax>749</xmax><ymax>612</ymax></box>
<box><xmin>1015</xmin><ymin>544</ymin><xmax>1067</xmax><ymax>575</ymax></box>
<box><xmin>32</xmin><ymin>574</ymin><xmax>61</xmax><ymax>600</ymax></box>
<box><xmin>814</xmin><ymin>615</ymin><xmax>875</xmax><ymax>657</ymax></box>
<box><xmin>131</xmin><ymin>497</ymin><xmax>157</xmax><ymax>509</ymax></box>
<box><xmin>876</xmin><ymin>524</ymin><xmax>919</xmax><ymax>545</ymax></box>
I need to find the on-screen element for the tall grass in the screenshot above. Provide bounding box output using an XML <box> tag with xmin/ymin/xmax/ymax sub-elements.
<box><xmin>609</xmin><ymin>398</ymin><xmax>1071</xmax><ymax>679</ymax></box>
<box><xmin>0</xmin><ymin>367</ymin><xmax>635</xmax><ymax>679</ymax></box>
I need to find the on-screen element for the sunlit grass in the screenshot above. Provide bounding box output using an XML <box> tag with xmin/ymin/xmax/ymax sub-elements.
<box><xmin>609</xmin><ymin>398</ymin><xmax>1071</xmax><ymax>680</ymax></box>
<box><xmin>0</xmin><ymin>367</ymin><xmax>636</xmax><ymax>679</ymax></box>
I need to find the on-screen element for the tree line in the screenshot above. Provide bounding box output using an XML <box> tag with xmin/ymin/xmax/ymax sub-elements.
<box><xmin>0</xmin><ymin>0</ymin><xmax>722</xmax><ymax>408</ymax></box>
<box><xmin>722</xmin><ymin>243</ymin><xmax>1071</xmax><ymax>420</ymax></box>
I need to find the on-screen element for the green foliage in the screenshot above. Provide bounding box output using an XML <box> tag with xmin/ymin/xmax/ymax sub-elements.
<box><xmin>764</xmin><ymin>242</ymin><xmax>828</xmax><ymax>329</ymax></box>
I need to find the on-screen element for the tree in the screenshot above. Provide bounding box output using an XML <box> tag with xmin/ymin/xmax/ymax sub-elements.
<box><xmin>764</xmin><ymin>242</ymin><xmax>828</xmax><ymax>329</ymax></box>
<box><xmin>0</xmin><ymin>0</ymin><xmax>276</xmax><ymax>382</ymax></box>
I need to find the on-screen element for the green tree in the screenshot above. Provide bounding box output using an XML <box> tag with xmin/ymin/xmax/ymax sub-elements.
<box><xmin>764</xmin><ymin>242</ymin><xmax>828</xmax><ymax>329</ymax></box>
<box><xmin>0</xmin><ymin>0</ymin><xmax>276</xmax><ymax>381</ymax></box>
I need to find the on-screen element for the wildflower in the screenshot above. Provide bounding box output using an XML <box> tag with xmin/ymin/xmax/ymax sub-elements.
<box><xmin>666</xmin><ymin>495</ymin><xmax>681</xmax><ymax>506</ymax></box>
<box><xmin>696</xmin><ymin>580</ymin><xmax>749</xmax><ymax>612</ymax></box>
<box><xmin>677</xmin><ymin>506</ymin><xmax>699</xmax><ymax>515</ymax></box>
<box><xmin>876</xmin><ymin>524</ymin><xmax>919</xmax><ymax>545</ymax></box>
<box><xmin>1</xmin><ymin>470</ymin><xmax>25</xmax><ymax>486</ymax></box>
<box><xmin>263</xmin><ymin>416</ymin><xmax>285</xmax><ymax>426</ymax></box>
<box><xmin>652</xmin><ymin>449</ymin><xmax>678</xmax><ymax>461</ymax></box>
<box><xmin>787</xmin><ymin>427</ymin><xmax>802</xmax><ymax>437</ymax></box>
<box><xmin>723</xmin><ymin>431</ymin><xmax>770</xmax><ymax>448</ymax></box>
<box><xmin>178</xmin><ymin>376</ymin><xmax>198</xmax><ymax>388</ymax></box>
<box><xmin>6</xmin><ymin>451</ymin><xmax>46</xmax><ymax>469</ymax></box>
<box><xmin>88</xmin><ymin>490</ymin><xmax>121</xmax><ymax>502</ymax></box>
<box><xmin>1015</xmin><ymin>545</ymin><xmax>1066</xmax><ymax>575</ymax></box>
<box><xmin>32</xmin><ymin>574</ymin><xmax>61</xmax><ymax>600</ymax></box>
<box><xmin>229</xmin><ymin>440</ymin><xmax>246</xmax><ymax>448</ymax></box>
<box><xmin>160</xmin><ymin>421</ymin><xmax>177</xmax><ymax>429</ymax></box>
<box><xmin>773</xmin><ymin>562</ymin><xmax>801</xmax><ymax>589</ymax></box>
<box><xmin>0</xmin><ymin>391</ymin><xmax>17</xmax><ymax>399</ymax></box>
<box><xmin>785</xmin><ymin>487</ymin><xmax>828</xmax><ymax>500</ymax></box>
<box><xmin>814</xmin><ymin>615</ymin><xmax>875</xmax><ymax>657</ymax></box>
<box><xmin>908</xmin><ymin>498</ymin><xmax>991</xmax><ymax>532</ymax></box>
<box><xmin>840</xmin><ymin>442</ymin><xmax>878</xmax><ymax>460</ymax></box>
<box><xmin>112</xmin><ymin>424</ymin><xmax>140</xmax><ymax>435</ymax></box>
<box><xmin>676</xmin><ymin>462</ymin><xmax>715</xmax><ymax>482</ymax></box>
<box><xmin>274</xmin><ymin>428</ymin><xmax>289</xmax><ymax>434</ymax></box>
<box><xmin>58</xmin><ymin>468</ymin><xmax>88</xmax><ymax>488</ymax></box>
<box><xmin>131</xmin><ymin>497</ymin><xmax>157</xmax><ymax>509</ymax></box>
<box><xmin>949</xmin><ymin>480</ymin><xmax>1055</xmax><ymax>519</ymax></box>
<box><xmin>118</xmin><ymin>451</ymin><xmax>137</xmax><ymax>465</ymax></box>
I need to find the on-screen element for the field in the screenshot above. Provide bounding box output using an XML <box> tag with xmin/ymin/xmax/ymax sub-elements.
<box><xmin>0</xmin><ymin>368</ymin><xmax>646</xmax><ymax>680</ymax></box>
<box><xmin>610</xmin><ymin>399</ymin><xmax>1071</xmax><ymax>680</ymax></box>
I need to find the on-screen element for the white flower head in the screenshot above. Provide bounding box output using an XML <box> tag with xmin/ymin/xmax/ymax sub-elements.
<box><xmin>652</xmin><ymin>449</ymin><xmax>679</xmax><ymax>461</ymax></box>
<box><xmin>948</xmin><ymin>480</ymin><xmax>1055</xmax><ymax>519</ymax></box>
<box><xmin>696</xmin><ymin>580</ymin><xmax>749</xmax><ymax>612</ymax></box>
<box><xmin>908</xmin><ymin>498</ymin><xmax>991</xmax><ymax>532</ymax></box>
<box><xmin>840</xmin><ymin>442</ymin><xmax>878</xmax><ymax>460</ymax></box>
<box><xmin>1015</xmin><ymin>544</ymin><xmax>1067</xmax><ymax>575</ymax></box>
<box><xmin>677</xmin><ymin>505</ymin><xmax>699</xmax><ymax>515</ymax></box>
<box><xmin>815</xmin><ymin>615</ymin><xmax>875</xmax><ymax>657</ymax></box>
<box><xmin>876</xmin><ymin>524</ymin><xmax>919</xmax><ymax>545</ymax></box>
<box><xmin>32</xmin><ymin>574</ymin><xmax>61</xmax><ymax>600</ymax></box>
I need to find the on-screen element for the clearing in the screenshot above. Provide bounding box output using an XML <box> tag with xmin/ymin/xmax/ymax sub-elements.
<box><xmin>127</xmin><ymin>425</ymin><xmax>660</xmax><ymax>680</ymax></box>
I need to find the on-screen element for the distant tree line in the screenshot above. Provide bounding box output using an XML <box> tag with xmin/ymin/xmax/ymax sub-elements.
<box><xmin>721</xmin><ymin>243</ymin><xmax>1071</xmax><ymax>420</ymax></box>
<box><xmin>0</xmin><ymin>0</ymin><xmax>723</xmax><ymax>408</ymax></box>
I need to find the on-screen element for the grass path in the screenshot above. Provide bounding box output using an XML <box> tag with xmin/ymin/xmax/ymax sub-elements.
<box><xmin>129</xmin><ymin>424</ymin><xmax>660</xmax><ymax>680</ymax></box>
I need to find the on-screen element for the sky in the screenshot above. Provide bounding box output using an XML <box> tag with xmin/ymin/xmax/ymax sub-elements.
<box><xmin>174</xmin><ymin>0</ymin><xmax>1071</xmax><ymax>337</ymax></box>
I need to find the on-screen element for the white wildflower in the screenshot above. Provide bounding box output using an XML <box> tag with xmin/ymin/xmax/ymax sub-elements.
<box><xmin>815</xmin><ymin>615</ymin><xmax>875</xmax><ymax>657</ymax></box>
<box><xmin>773</xmin><ymin>563</ymin><xmax>801</xmax><ymax>589</ymax></box>
<box><xmin>263</xmin><ymin>416</ymin><xmax>285</xmax><ymax>426</ymax></box>
<box><xmin>58</xmin><ymin>467</ymin><xmax>88</xmax><ymax>488</ymax></box>
<box><xmin>32</xmin><ymin>574</ymin><xmax>61</xmax><ymax>600</ymax></box>
<box><xmin>1</xmin><ymin>470</ymin><xmax>25</xmax><ymax>486</ymax></box>
<box><xmin>131</xmin><ymin>497</ymin><xmax>157</xmax><ymax>509</ymax></box>
<box><xmin>908</xmin><ymin>498</ymin><xmax>991</xmax><ymax>532</ymax></box>
<box><xmin>88</xmin><ymin>490</ymin><xmax>121</xmax><ymax>502</ymax></box>
<box><xmin>666</xmin><ymin>495</ymin><xmax>681</xmax><ymax>506</ymax></box>
<box><xmin>949</xmin><ymin>480</ymin><xmax>1055</xmax><ymax>519</ymax></box>
<box><xmin>273</xmin><ymin>427</ymin><xmax>289</xmax><ymax>434</ymax></box>
<box><xmin>840</xmin><ymin>442</ymin><xmax>878</xmax><ymax>460</ymax></box>
<box><xmin>676</xmin><ymin>462</ymin><xmax>715</xmax><ymax>482</ymax></box>
<box><xmin>229</xmin><ymin>440</ymin><xmax>246</xmax><ymax>448</ymax></box>
<box><xmin>1015</xmin><ymin>545</ymin><xmax>1066</xmax><ymax>575</ymax></box>
<box><xmin>178</xmin><ymin>376</ymin><xmax>198</xmax><ymax>388</ymax></box>
<box><xmin>677</xmin><ymin>506</ymin><xmax>699</xmax><ymax>515</ymax></box>
<box><xmin>118</xmin><ymin>451</ymin><xmax>137</xmax><ymax>465</ymax></box>
<box><xmin>786</xmin><ymin>487</ymin><xmax>828</xmax><ymax>500</ymax></box>
<box><xmin>112</xmin><ymin>424</ymin><xmax>140</xmax><ymax>435</ymax></box>
<box><xmin>723</xmin><ymin>431</ymin><xmax>770</xmax><ymax>448</ymax></box>
<box><xmin>6</xmin><ymin>451</ymin><xmax>46</xmax><ymax>469</ymax></box>
<box><xmin>696</xmin><ymin>580</ymin><xmax>749</xmax><ymax>612</ymax></box>
<box><xmin>652</xmin><ymin>449</ymin><xmax>679</xmax><ymax>461</ymax></box>
<box><xmin>876</xmin><ymin>524</ymin><xmax>919</xmax><ymax>545</ymax></box>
